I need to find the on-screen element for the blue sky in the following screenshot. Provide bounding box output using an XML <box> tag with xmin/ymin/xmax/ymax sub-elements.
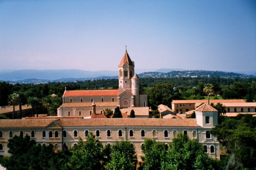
<box><xmin>0</xmin><ymin>0</ymin><xmax>255</xmax><ymax>72</ymax></box>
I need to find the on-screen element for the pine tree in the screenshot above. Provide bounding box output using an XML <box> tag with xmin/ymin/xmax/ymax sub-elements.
<box><xmin>130</xmin><ymin>109</ymin><xmax>135</xmax><ymax>118</ymax></box>
<box><xmin>113</xmin><ymin>107</ymin><xmax>122</xmax><ymax>118</ymax></box>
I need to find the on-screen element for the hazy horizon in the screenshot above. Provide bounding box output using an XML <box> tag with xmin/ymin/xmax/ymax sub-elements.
<box><xmin>0</xmin><ymin>0</ymin><xmax>255</xmax><ymax>72</ymax></box>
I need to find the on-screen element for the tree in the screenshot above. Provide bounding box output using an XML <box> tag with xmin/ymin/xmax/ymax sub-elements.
<box><xmin>160</xmin><ymin>133</ymin><xmax>219</xmax><ymax>170</ymax></box>
<box><xmin>0</xmin><ymin>82</ymin><xmax>13</xmax><ymax>106</ymax></box>
<box><xmin>141</xmin><ymin>139</ymin><xmax>167</xmax><ymax>170</ymax></box>
<box><xmin>203</xmin><ymin>84</ymin><xmax>213</xmax><ymax>104</ymax></box>
<box><xmin>106</xmin><ymin>141</ymin><xmax>136</xmax><ymax>170</ymax></box>
<box><xmin>27</xmin><ymin>97</ymin><xmax>41</xmax><ymax>117</ymax></box>
<box><xmin>130</xmin><ymin>109</ymin><xmax>135</xmax><ymax>118</ymax></box>
<box><xmin>147</xmin><ymin>83</ymin><xmax>176</xmax><ymax>109</ymax></box>
<box><xmin>8</xmin><ymin>93</ymin><xmax>19</xmax><ymax>119</ymax></box>
<box><xmin>113</xmin><ymin>107</ymin><xmax>122</xmax><ymax>118</ymax></box>
<box><xmin>67</xmin><ymin>132</ymin><xmax>103</xmax><ymax>170</ymax></box>
<box><xmin>17</xmin><ymin>92</ymin><xmax>27</xmax><ymax>119</ymax></box>
<box><xmin>210</xmin><ymin>115</ymin><xmax>256</xmax><ymax>169</ymax></box>
<box><xmin>104</xmin><ymin>108</ymin><xmax>114</xmax><ymax>118</ymax></box>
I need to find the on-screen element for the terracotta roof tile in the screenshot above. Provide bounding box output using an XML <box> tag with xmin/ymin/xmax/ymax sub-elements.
<box><xmin>195</xmin><ymin>103</ymin><xmax>217</xmax><ymax>112</ymax></box>
<box><xmin>58</xmin><ymin>118</ymin><xmax>199</xmax><ymax>127</ymax></box>
<box><xmin>0</xmin><ymin>119</ymin><xmax>56</xmax><ymax>128</ymax></box>
<box><xmin>118</xmin><ymin>50</ymin><xmax>134</xmax><ymax>67</ymax></box>
<box><xmin>64</xmin><ymin>90</ymin><xmax>118</xmax><ymax>97</ymax></box>
<box><xmin>91</xmin><ymin>114</ymin><xmax>106</xmax><ymax>118</ymax></box>
<box><xmin>172</xmin><ymin>99</ymin><xmax>246</xmax><ymax>104</ymax></box>
<box><xmin>61</xmin><ymin>102</ymin><xmax>118</xmax><ymax>107</ymax></box>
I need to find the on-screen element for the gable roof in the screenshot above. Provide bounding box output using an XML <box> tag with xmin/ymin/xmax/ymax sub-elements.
<box><xmin>64</xmin><ymin>90</ymin><xmax>118</xmax><ymax>97</ymax></box>
<box><xmin>0</xmin><ymin>119</ymin><xmax>56</xmax><ymax>128</ymax></box>
<box><xmin>61</xmin><ymin>102</ymin><xmax>118</xmax><ymax>108</ymax></box>
<box><xmin>118</xmin><ymin>50</ymin><xmax>134</xmax><ymax>67</ymax></box>
<box><xmin>57</xmin><ymin>118</ymin><xmax>199</xmax><ymax>127</ymax></box>
<box><xmin>195</xmin><ymin>103</ymin><xmax>217</xmax><ymax>112</ymax></box>
<box><xmin>172</xmin><ymin>99</ymin><xmax>246</xmax><ymax>104</ymax></box>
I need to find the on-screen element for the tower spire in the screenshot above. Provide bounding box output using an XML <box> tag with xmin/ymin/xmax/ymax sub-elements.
<box><xmin>125</xmin><ymin>45</ymin><xmax>127</xmax><ymax>51</ymax></box>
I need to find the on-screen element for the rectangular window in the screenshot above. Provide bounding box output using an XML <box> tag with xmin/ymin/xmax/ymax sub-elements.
<box><xmin>205</xmin><ymin>116</ymin><xmax>210</xmax><ymax>124</ymax></box>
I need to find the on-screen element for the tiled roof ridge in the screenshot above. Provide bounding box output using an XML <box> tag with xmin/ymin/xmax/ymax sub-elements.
<box><xmin>195</xmin><ymin>103</ymin><xmax>217</xmax><ymax>112</ymax></box>
<box><xmin>118</xmin><ymin>50</ymin><xmax>134</xmax><ymax>67</ymax></box>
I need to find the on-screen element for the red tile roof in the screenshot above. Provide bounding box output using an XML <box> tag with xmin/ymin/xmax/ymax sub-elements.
<box><xmin>118</xmin><ymin>50</ymin><xmax>134</xmax><ymax>67</ymax></box>
<box><xmin>172</xmin><ymin>99</ymin><xmax>245</xmax><ymax>104</ymax></box>
<box><xmin>195</xmin><ymin>103</ymin><xmax>217</xmax><ymax>112</ymax></box>
<box><xmin>91</xmin><ymin>114</ymin><xmax>106</xmax><ymax>118</ymax></box>
<box><xmin>64</xmin><ymin>90</ymin><xmax>118</xmax><ymax>97</ymax></box>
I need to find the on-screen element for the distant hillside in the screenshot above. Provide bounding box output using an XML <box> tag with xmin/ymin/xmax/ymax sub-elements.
<box><xmin>1</xmin><ymin>70</ymin><xmax>255</xmax><ymax>84</ymax></box>
<box><xmin>138</xmin><ymin>70</ymin><xmax>256</xmax><ymax>79</ymax></box>
<box><xmin>0</xmin><ymin>69</ymin><xmax>117</xmax><ymax>81</ymax></box>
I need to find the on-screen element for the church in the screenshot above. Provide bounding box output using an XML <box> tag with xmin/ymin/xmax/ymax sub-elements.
<box><xmin>57</xmin><ymin>50</ymin><xmax>149</xmax><ymax>118</ymax></box>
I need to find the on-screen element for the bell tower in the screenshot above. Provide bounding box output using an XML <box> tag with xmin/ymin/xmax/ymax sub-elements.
<box><xmin>118</xmin><ymin>49</ymin><xmax>134</xmax><ymax>90</ymax></box>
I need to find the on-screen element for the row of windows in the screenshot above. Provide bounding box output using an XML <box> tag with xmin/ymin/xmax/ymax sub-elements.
<box><xmin>67</xmin><ymin>110</ymin><xmax>109</xmax><ymax>116</ymax></box>
<box><xmin>69</xmin><ymin>98</ymin><xmax>115</xmax><ymax>103</ymax></box>
<box><xmin>204</xmin><ymin>145</ymin><xmax>215</xmax><ymax>153</ymax></box>
<box><xmin>64</xmin><ymin>130</ymin><xmax>200</xmax><ymax>138</ymax></box>
<box><xmin>1</xmin><ymin>130</ymin><xmax>211</xmax><ymax>139</ymax></box>
<box><xmin>227</xmin><ymin>107</ymin><xmax>256</xmax><ymax>112</ymax></box>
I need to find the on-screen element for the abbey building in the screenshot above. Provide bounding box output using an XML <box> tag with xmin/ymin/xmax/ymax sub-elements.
<box><xmin>57</xmin><ymin>50</ymin><xmax>148</xmax><ymax>117</ymax></box>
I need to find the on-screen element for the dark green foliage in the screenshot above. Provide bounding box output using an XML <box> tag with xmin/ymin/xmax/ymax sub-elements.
<box><xmin>104</xmin><ymin>108</ymin><xmax>114</xmax><ymax>118</ymax></box>
<box><xmin>130</xmin><ymin>109</ymin><xmax>135</xmax><ymax>118</ymax></box>
<box><xmin>0</xmin><ymin>114</ymin><xmax>8</xmax><ymax>119</ymax></box>
<box><xmin>210</xmin><ymin>115</ymin><xmax>256</xmax><ymax>169</ymax></box>
<box><xmin>1</xmin><ymin>134</ymin><xmax>69</xmax><ymax>170</ymax></box>
<box><xmin>147</xmin><ymin>83</ymin><xmax>176</xmax><ymax>109</ymax></box>
<box><xmin>42</xmin><ymin>95</ymin><xmax>62</xmax><ymax>116</ymax></box>
<box><xmin>141</xmin><ymin>135</ymin><xmax>220</xmax><ymax>170</ymax></box>
<box><xmin>113</xmin><ymin>106</ymin><xmax>122</xmax><ymax>118</ymax></box>
<box><xmin>152</xmin><ymin>110</ymin><xmax>160</xmax><ymax>118</ymax></box>
<box><xmin>67</xmin><ymin>133</ymin><xmax>103</xmax><ymax>170</ymax></box>
<box><xmin>106</xmin><ymin>141</ymin><xmax>136</xmax><ymax>170</ymax></box>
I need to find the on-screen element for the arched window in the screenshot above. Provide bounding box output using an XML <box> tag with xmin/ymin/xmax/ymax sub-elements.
<box><xmin>20</xmin><ymin>131</ymin><xmax>23</xmax><ymax>138</ymax></box>
<box><xmin>119</xmin><ymin>70</ymin><xmax>122</xmax><ymax>77</ymax></box>
<box><xmin>96</xmin><ymin>130</ymin><xmax>100</xmax><ymax>137</ymax></box>
<box><xmin>129</xmin><ymin>130</ymin><xmax>133</xmax><ymax>137</ymax></box>
<box><xmin>124</xmin><ymin>70</ymin><xmax>128</xmax><ymax>77</ymax></box>
<box><xmin>63</xmin><ymin>131</ymin><xmax>66</xmax><ymax>137</ymax></box>
<box><xmin>204</xmin><ymin>145</ymin><xmax>207</xmax><ymax>152</ymax></box>
<box><xmin>130</xmin><ymin>71</ymin><xmax>133</xmax><ymax>77</ymax></box>
<box><xmin>42</xmin><ymin>131</ymin><xmax>46</xmax><ymax>138</ymax></box>
<box><xmin>49</xmin><ymin>131</ymin><xmax>52</xmax><ymax>138</ymax></box>
<box><xmin>228</xmin><ymin>108</ymin><xmax>230</xmax><ymax>112</ymax></box>
<box><xmin>102</xmin><ymin>98</ymin><xmax>104</xmax><ymax>102</ymax></box>
<box><xmin>55</xmin><ymin>131</ymin><xmax>58</xmax><ymax>137</ymax></box>
<box><xmin>152</xmin><ymin>130</ymin><xmax>157</xmax><ymax>138</ymax></box>
<box><xmin>91</xmin><ymin>98</ymin><xmax>93</xmax><ymax>102</ymax></box>
<box><xmin>80</xmin><ymin>99</ymin><xmax>83</xmax><ymax>102</ymax></box>
<box><xmin>90</xmin><ymin>111</ymin><xmax>92</xmax><ymax>115</ymax></box>
<box><xmin>241</xmin><ymin>108</ymin><xmax>243</xmax><ymax>112</ymax></box>
<box><xmin>173</xmin><ymin>130</ymin><xmax>177</xmax><ymax>138</ymax></box>
<box><xmin>74</xmin><ymin>130</ymin><xmax>77</xmax><ymax>137</ymax></box>
<box><xmin>107</xmin><ymin>130</ymin><xmax>111</xmax><ymax>137</ymax></box>
<box><xmin>141</xmin><ymin>130</ymin><xmax>145</xmax><ymax>137</ymax></box>
<box><xmin>0</xmin><ymin>131</ymin><xmax>2</xmax><ymax>138</ymax></box>
<box><xmin>69</xmin><ymin>99</ymin><xmax>72</xmax><ymax>103</ymax></box>
<box><xmin>164</xmin><ymin>130</ymin><xmax>168</xmax><ymax>138</ymax></box>
<box><xmin>112</xmin><ymin>98</ymin><xmax>114</xmax><ymax>102</ymax></box>
<box><xmin>31</xmin><ymin>131</ymin><xmax>35</xmax><ymax>138</ymax></box>
<box><xmin>234</xmin><ymin>108</ymin><xmax>237</xmax><ymax>112</ymax></box>
<box><xmin>210</xmin><ymin>146</ymin><xmax>214</xmax><ymax>153</ymax></box>
<box><xmin>85</xmin><ymin>130</ymin><xmax>89</xmax><ymax>137</ymax></box>
<box><xmin>55</xmin><ymin>144</ymin><xmax>58</xmax><ymax>150</ymax></box>
<box><xmin>184</xmin><ymin>130</ymin><xmax>187</xmax><ymax>136</ymax></box>
<box><xmin>193</xmin><ymin>131</ymin><xmax>197</xmax><ymax>138</ymax></box>
<box><xmin>206</xmin><ymin>131</ymin><xmax>210</xmax><ymax>138</ymax></box>
<box><xmin>79</xmin><ymin>111</ymin><xmax>81</xmax><ymax>116</ymax></box>
<box><xmin>68</xmin><ymin>111</ymin><xmax>70</xmax><ymax>116</ymax></box>
<box><xmin>144</xmin><ymin>101</ymin><xmax>146</xmax><ymax>107</ymax></box>
<box><xmin>118</xmin><ymin>130</ymin><xmax>122</xmax><ymax>137</ymax></box>
<box><xmin>248</xmin><ymin>108</ymin><xmax>250</xmax><ymax>112</ymax></box>
<box><xmin>0</xmin><ymin>144</ymin><xmax>3</xmax><ymax>150</ymax></box>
